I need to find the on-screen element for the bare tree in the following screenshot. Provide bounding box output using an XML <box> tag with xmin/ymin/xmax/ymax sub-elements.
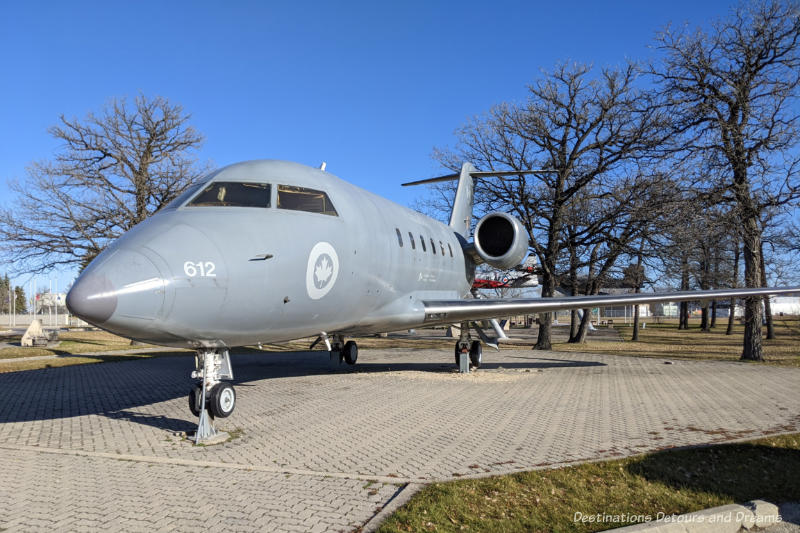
<box><xmin>0</xmin><ymin>95</ymin><xmax>208</xmax><ymax>273</ymax></box>
<box><xmin>652</xmin><ymin>0</ymin><xmax>800</xmax><ymax>360</ymax></box>
<box><xmin>561</xmin><ymin>171</ymin><xmax>670</xmax><ymax>344</ymax></box>
<box><xmin>436</xmin><ymin>62</ymin><xmax>667</xmax><ymax>350</ymax></box>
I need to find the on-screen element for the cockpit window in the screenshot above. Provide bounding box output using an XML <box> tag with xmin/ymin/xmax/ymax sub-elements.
<box><xmin>187</xmin><ymin>182</ymin><xmax>271</xmax><ymax>208</ymax></box>
<box><xmin>277</xmin><ymin>185</ymin><xmax>338</xmax><ymax>216</ymax></box>
<box><xmin>162</xmin><ymin>182</ymin><xmax>205</xmax><ymax>210</ymax></box>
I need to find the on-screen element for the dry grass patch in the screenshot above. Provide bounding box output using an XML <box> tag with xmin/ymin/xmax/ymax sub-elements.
<box><xmin>379</xmin><ymin>433</ymin><xmax>800</xmax><ymax>533</ymax></box>
<box><xmin>0</xmin><ymin>350</ymin><xmax>193</xmax><ymax>373</ymax></box>
<box><xmin>0</xmin><ymin>329</ymin><xmax>153</xmax><ymax>359</ymax></box>
<box><xmin>553</xmin><ymin>317</ymin><xmax>800</xmax><ymax>367</ymax></box>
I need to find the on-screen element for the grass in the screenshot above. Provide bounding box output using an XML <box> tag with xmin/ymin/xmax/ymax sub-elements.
<box><xmin>378</xmin><ymin>433</ymin><xmax>800</xmax><ymax>533</ymax></box>
<box><xmin>0</xmin><ymin>329</ymin><xmax>153</xmax><ymax>358</ymax></box>
<box><xmin>553</xmin><ymin>317</ymin><xmax>800</xmax><ymax>367</ymax></box>
<box><xmin>0</xmin><ymin>329</ymin><xmax>192</xmax><ymax>373</ymax></box>
<box><xmin>0</xmin><ymin>351</ymin><xmax>193</xmax><ymax>373</ymax></box>
<box><xmin>2</xmin><ymin>317</ymin><xmax>797</xmax><ymax>372</ymax></box>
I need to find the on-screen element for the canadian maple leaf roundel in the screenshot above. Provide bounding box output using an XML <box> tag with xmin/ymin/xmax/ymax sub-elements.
<box><xmin>314</xmin><ymin>254</ymin><xmax>333</xmax><ymax>288</ymax></box>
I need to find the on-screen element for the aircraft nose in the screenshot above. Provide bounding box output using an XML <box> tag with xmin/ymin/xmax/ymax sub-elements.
<box><xmin>67</xmin><ymin>248</ymin><xmax>166</xmax><ymax>327</ymax></box>
<box><xmin>66</xmin><ymin>272</ymin><xmax>117</xmax><ymax>324</ymax></box>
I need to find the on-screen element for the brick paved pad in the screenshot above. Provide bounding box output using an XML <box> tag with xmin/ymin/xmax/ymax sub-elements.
<box><xmin>0</xmin><ymin>347</ymin><xmax>798</xmax><ymax>531</ymax></box>
<box><xmin>0</xmin><ymin>447</ymin><xmax>398</xmax><ymax>532</ymax></box>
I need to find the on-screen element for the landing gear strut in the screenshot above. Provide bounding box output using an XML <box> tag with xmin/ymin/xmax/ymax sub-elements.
<box><xmin>314</xmin><ymin>333</ymin><xmax>358</xmax><ymax>366</ymax></box>
<box><xmin>188</xmin><ymin>349</ymin><xmax>235</xmax><ymax>444</ymax></box>
<box><xmin>454</xmin><ymin>322</ymin><xmax>482</xmax><ymax>372</ymax></box>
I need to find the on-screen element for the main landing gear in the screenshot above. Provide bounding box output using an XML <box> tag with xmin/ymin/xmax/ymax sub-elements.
<box><xmin>454</xmin><ymin>340</ymin><xmax>482</xmax><ymax>368</ymax></box>
<box><xmin>454</xmin><ymin>322</ymin><xmax>482</xmax><ymax>372</ymax></box>
<box><xmin>188</xmin><ymin>349</ymin><xmax>235</xmax><ymax>444</ymax></box>
<box><xmin>312</xmin><ymin>333</ymin><xmax>359</xmax><ymax>365</ymax></box>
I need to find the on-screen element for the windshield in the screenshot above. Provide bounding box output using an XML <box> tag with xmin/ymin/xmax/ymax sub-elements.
<box><xmin>277</xmin><ymin>185</ymin><xmax>338</xmax><ymax>216</ymax></box>
<box><xmin>187</xmin><ymin>182</ymin><xmax>271</xmax><ymax>208</ymax></box>
<box><xmin>161</xmin><ymin>182</ymin><xmax>205</xmax><ymax>210</ymax></box>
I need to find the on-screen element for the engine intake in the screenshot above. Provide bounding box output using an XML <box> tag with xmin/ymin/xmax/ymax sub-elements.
<box><xmin>473</xmin><ymin>212</ymin><xmax>528</xmax><ymax>269</ymax></box>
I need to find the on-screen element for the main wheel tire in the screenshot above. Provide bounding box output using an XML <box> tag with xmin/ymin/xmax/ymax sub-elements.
<box><xmin>469</xmin><ymin>340</ymin><xmax>482</xmax><ymax>368</ymax></box>
<box><xmin>209</xmin><ymin>382</ymin><xmax>236</xmax><ymax>418</ymax></box>
<box><xmin>343</xmin><ymin>341</ymin><xmax>358</xmax><ymax>365</ymax></box>
<box><xmin>188</xmin><ymin>385</ymin><xmax>203</xmax><ymax>417</ymax></box>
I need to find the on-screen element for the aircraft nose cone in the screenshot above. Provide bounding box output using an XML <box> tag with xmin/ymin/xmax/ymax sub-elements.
<box><xmin>66</xmin><ymin>273</ymin><xmax>117</xmax><ymax>324</ymax></box>
<box><xmin>67</xmin><ymin>248</ymin><xmax>166</xmax><ymax>328</ymax></box>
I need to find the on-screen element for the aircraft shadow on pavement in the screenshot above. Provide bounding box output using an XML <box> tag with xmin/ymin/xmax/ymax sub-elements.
<box><xmin>0</xmin><ymin>350</ymin><xmax>605</xmax><ymax>432</ymax></box>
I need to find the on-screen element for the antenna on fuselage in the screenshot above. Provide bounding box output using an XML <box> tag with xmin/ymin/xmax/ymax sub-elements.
<box><xmin>319</xmin><ymin>162</ymin><xmax>327</xmax><ymax>171</ymax></box>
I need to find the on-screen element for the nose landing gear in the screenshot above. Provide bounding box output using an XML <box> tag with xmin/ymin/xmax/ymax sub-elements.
<box><xmin>188</xmin><ymin>349</ymin><xmax>235</xmax><ymax>444</ymax></box>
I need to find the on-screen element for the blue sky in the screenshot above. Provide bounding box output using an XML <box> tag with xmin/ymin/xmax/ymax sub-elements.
<box><xmin>0</xmin><ymin>0</ymin><xmax>737</xmax><ymax>289</ymax></box>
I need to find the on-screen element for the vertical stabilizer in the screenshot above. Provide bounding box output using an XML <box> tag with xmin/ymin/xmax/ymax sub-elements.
<box><xmin>449</xmin><ymin>162</ymin><xmax>477</xmax><ymax>239</ymax></box>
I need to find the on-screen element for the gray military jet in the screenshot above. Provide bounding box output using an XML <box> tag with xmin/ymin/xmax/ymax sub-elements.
<box><xmin>66</xmin><ymin>159</ymin><xmax>800</xmax><ymax>440</ymax></box>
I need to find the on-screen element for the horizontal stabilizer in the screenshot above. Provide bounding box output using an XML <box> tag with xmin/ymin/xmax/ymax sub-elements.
<box><xmin>402</xmin><ymin>169</ymin><xmax>556</xmax><ymax>187</ymax></box>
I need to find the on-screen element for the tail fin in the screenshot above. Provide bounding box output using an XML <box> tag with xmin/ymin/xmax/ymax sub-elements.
<box><xmin>402</xmin><ymin>164</ymin><xmax>554</xmax><ymax>240</ymax></box>
<box><xmin>449</xmin><ymin>162</ymin><xmax>477</xmax><ymax>239</ymax></box>
<box><xmin>401</xmin><ymin>162</ymin><xmax>476</xmax><ymax>239</ymax></box>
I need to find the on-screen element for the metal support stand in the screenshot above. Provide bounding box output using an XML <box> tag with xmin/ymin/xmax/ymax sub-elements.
<box><xmin>458</xmin><ymin>352</ymin><xmax>470</xmax><ymax>373</ymax></box>
<box><xmin>195</xmin><ymin>360</ymin><xmax>218</xmax><ymax>444</ymax></box>
<box><xmin>328</xmin><ymin>334</ymin><xmax>344</xmax><ymax>365</ymax></box>
<box><xmin>457</xmin><ymin>321</ymin><xmax>471</xmax><ymax>374</ymax></box>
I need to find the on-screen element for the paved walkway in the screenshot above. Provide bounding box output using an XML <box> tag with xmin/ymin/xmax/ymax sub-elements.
<box><xmin>0</xmin><ymin>347</ymin><xmax>798</xmax><ymax>531</ymax></box>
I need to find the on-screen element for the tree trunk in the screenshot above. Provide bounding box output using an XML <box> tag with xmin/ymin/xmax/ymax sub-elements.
<box><xmin>534</xmin><ymin>271</ymin><xmax>555</xmax><ymax>350</ymax></box>
<box><xmin>567</xmin><ymin>234</ymin><xmax>580</xmax><ymax>343</ymax></box>
<box><xmin>699</xmin><ymin>255</ymin><xmax>710</xmax><ymax>332</ymax></box>
<box><xmin>701</xmin><ymin>305</ymin><xmax>710</xmax><ymax>332</ymax></box>
<box><xmin>760</xmin><ymin>242</ymin><xmax>775</xmax><ymax>340</ymax></box>
<box><xmin>740</xmin><ymin>207</ymin><xmax>763</xmax><ymax>361</ymax></box>
<box><xmin>678</xmin><ymin>254</ymin><xmax>690</xmax><ymax>330</ymax></box>
<box><xmin>574</xmin><ymin>307</ymin><xmax>593</xmax><ymax>343</ymax></box>
<box><xmin>569</xmin><ymin>310</ymin><xmax>580</xmax><ymax>341</ymax></box>
<box><xmin>632</xmin><ymin>250</ymin><xmax>643</xmax><ymax>341</ymax></box>
<box><xmin>726</xmin><ymin>240</ymin><xmax>740</xmax><ymax>336</ymax></box>
<box><xmin>726</xmin><ymin>297</ymin><xmax>736</xmax><ymax>335</ymax></box>
<box><xmin>710</xmin><ymin>251</ymin><xmax>720</xmax><ymax>328</ymax></box>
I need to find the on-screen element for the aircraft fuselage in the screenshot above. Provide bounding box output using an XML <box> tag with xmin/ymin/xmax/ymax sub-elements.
<box><xmin>67</xmin><ymin>160</ymin><xmax>472</xmax><ymax>348</ymax></box>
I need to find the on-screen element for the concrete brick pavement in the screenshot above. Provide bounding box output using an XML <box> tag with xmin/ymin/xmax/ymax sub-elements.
<box><xmin>0</xmin><ymin>347</ymin><xmax>798</xmax><ymax>531</ymax></box>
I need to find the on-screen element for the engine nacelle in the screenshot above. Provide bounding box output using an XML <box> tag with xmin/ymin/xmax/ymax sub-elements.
<box><xmin>473</xmin><ymin>212</ymin><xmax>529</xmax><ymax>269</ymax></box>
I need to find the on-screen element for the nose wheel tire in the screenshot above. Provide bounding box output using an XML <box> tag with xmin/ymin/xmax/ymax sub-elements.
<box><xmin>343</xmin><ymin>340</ymin><xmax>358</xmax><ymax>365</ymax></box>
<box><xmin>209</xmin><ymin>382</ymin><xmax>236</xmax><ymax>418</ymax></box>
<box><xmin>469</xmin><ymin>340</ymin><xmax>482</xmax><ymax>368</ymax></box>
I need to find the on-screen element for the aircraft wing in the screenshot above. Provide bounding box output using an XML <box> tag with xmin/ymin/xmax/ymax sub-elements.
<box><xmin>421</xmin><ymin>286</ymin><xmax>800</xmax><ymax>325</ymax></box>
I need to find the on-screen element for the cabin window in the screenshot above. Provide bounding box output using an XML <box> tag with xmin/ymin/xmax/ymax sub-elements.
<box><xmin>420</xmin><ymin>236</ymin><xmax>426</xmax><ymax>252</ymax></box>
<box><xmin>408</xmin><ymin>232</ymin><xmax>416</xmax><ymax>250</ymax></box>
<box><xmin>395</xmin><ymin>228</ymin><xmax>403</xmax><ymax>247</ymax></box>
<box><xmin>277</xmin><ymin>185</ymin><xmax>338</xmax><ymax>216</ymax></box>
<box><xmin>448</xmin><ymin>243</ymin><xmax>454</xmax><ymax>257</ymax></box>
<box><xmin>188</xmin><ymin>182</ymin><xmax>271</xmax><ymax>208</ymax></box>
<box><xmin>430</xmin><ymin>238</ymin><xmax>436</xmax><ymax>255</ymax></box>
<box><xmin>439</xmin><ymin>241</ymin><xmax>446</xmax><ymax>256</ymax></box>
